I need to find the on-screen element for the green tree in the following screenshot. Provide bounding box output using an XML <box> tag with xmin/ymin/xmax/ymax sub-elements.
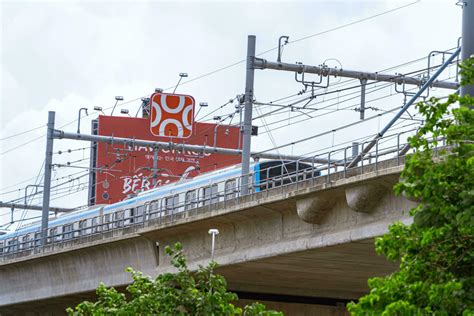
<box><xmin>67</xmin><ymin>243</ymin><xmax>283</xmax><ymax>315</ymax></box>
<box><xmin>348</xmin><ymin>58</ymin><xmax>474</xmax><ymax>315</ymax></box>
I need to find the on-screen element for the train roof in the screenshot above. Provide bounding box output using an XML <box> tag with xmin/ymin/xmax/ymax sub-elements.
<box><xmin>0</xmin><ymin>162</ymin><xmax>257</xmax><ymax>241</ymax></box>
<box><xmin>136</xmin><ymin>162</ymin><xmax>246</xmax><ymax>197</ymax></box>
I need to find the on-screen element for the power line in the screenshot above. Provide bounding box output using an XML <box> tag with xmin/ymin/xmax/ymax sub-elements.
<box><xmin>46</xmin><ymin>1</ymin><xmax>422</xmax><ymax>131</ymax></box>
<box><xmin>253</xmin><ymin>60</ymin><xmax>457</xmax><ymax>124</ymax></box>
<box><xmin>255</xmin><ymin>45</ymin><xmax>458</xmax><ymax>115</ymax></box>
<box><xmin>288</xmin><ymin>1</ymin><xmax>421</xmax><ymax>46</ymax></box>
<box><xmin>0</xmin><ymin>125</ymin><xmax>45</xmax><ymax>141</ymax></box>
<box><xmin>254</xmin><ymin>65</ymin><xmax>457</xmax><ymax>135</ymax></box>
<box><xmin>0</xmin><ymin>135</ymin><xmax>44</xmax><ymax>155</ymax></box>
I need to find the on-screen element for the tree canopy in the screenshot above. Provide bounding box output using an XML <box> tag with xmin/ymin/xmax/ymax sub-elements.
<box><xmin>67</xmin><ymin>243</ymin><xmax>282</xmax><ymax>315</ymax></box>
<box><xmin>348</xmin><ymin>58</ymin><xmax>474</xmax><ymax>315</ymax></box>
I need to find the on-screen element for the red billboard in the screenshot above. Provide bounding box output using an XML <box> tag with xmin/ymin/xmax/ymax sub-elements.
<box><xmin>94</xmin><ymin>116</ymin><xmax>241</xmax><ymax>204</ymax></box>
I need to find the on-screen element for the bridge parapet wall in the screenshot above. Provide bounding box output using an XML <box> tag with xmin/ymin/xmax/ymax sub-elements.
<box><xmin>0</xmin><ymin>158</ymin><xmax>415</xmax><ymax>308</ymax></box>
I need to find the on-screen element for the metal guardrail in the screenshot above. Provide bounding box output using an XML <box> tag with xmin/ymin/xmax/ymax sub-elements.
<box><xmin>0</xmin><ymin>128</ymin><xmax>446</xmax><ymax>261</ymax></box>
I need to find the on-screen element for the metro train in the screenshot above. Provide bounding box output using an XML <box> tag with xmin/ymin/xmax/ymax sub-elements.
<box><xmin>0</xmin><ymin>160</ymin><xmax>318</xmax><ymax>254</ymax></box>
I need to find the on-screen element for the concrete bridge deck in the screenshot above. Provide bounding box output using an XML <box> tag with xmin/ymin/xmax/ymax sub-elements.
<box><xmin>0</xmin><ymin>158</ymin><xmax>415</xmax><ymax>314</ymax></box>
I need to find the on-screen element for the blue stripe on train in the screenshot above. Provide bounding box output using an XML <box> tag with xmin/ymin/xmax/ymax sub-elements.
<box><xmin>0</xmin><ymin>163</ymin><xmax>261</xmax><ymax>241</ymax></box>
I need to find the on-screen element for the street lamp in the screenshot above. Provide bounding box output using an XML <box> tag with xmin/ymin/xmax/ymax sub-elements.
<box><xmin>194</xmin><ymin>102</ymin><xmax>208</xmax><ymax>119</ymax></box>
<box><xmin>77</xmin><ymin>107</ymin><xmax>88</xmax><ymax>134</ymax></box>
<box><xmin>208</xmin><ymin>228</ymin><xmax>219</xmax><ymax>261</ymax></box>
<box><xmin>93</xmin><ymin>106</ymin><xmax>105</xmax><ymax>115</ymax></box>
<box><xmin>173</xmin><ymin>73</ymin><xmax>188</xmax><ymax>94</ymax></box>
<box><xmin>110</xmin><ymin>96</ymin><xmax>124</xmax><ymax>116</ymax></box>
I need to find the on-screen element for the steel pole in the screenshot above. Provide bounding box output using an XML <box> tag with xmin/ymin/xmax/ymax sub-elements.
<box><xmin>347</xmin><ymin>47</ymin><xmax>461</xmax><ymax>168</ymax></box>
<box><xmin>87</xmin><ymin>119</ymin><xmax>98</xmax><ymax>206</ymax></box>
<box><xmin>0</xmin><ymin>202</ymin><xmax>72</xmax><ymax>213</ymax></box>
<box><xmin>253</xmin><ymin>58</ymin><xmax>459</xmax><ymax>90</ymax></box>
<box><xmin>153</xmin><ymin>148</ymin><xmax>158</xmax><ymax>186</ymax></box>
<box><xmin>41</xmin><ymin>111</ymin><xmax>55</xmax><ymax>245</ymax></box>
<box><xmin>360</xmin><ymin>79</ymin><xmax>367</xmax><ymax>120</ymax></box>
<box><xmin>241</xmin><ymin>35</ymin><xmax>256</xmax><ymax>195</ymax></box>
<box><xmin>53</xmin><ymin>130</ymin><xmax>333</xmax><ymax>164</ymax></box>
<box><xmin>461</xmin><ymin>0</ymin><xmax>474</xmax><ymax>97</ymax></box>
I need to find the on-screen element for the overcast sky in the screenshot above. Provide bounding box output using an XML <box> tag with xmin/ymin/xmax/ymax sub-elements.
<box><xmin>0</xmin><ymin>0</ymin><xmax>462</xmax><ymax>228</ymax></box>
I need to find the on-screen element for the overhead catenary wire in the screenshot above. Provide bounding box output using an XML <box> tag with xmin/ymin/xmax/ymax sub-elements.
<box><xmin>0</xmin><ymin>1</ymin><xmax>454</xmax><ymax>228</ymax></box>
<box><xmin>254</xmin><ymin>66</ymin><xmax>458</xmax><ymax>137</ymax></box>
<box><xmin>6</xmin><ymin>0</ymin><xmax>421</xmax><ymax>142</ymax></box>
<box><xmin>12</xmin><ymin>160</ymin><xmax>45</xmax><ymax>232</ymax></box>
<box><xmin>2</xmin><ymin>55</ymin><xmax>451</xmax><ymax>202</ymax></box>
<box><xmin>0</xmin><ymin>125</ymin><xmax>46</xmax><ymax>141</ymax></box>
<box><xmin>253</xmin><ymin>60</ymin><xmax>458</xmax><ymax>124</ymax></box>
<box><xmin>255</xmin><ymin>45</ymin><xmax>459</xmax><ymax>117</ymax></box>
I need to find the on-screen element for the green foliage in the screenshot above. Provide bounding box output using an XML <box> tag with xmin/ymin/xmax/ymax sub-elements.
<box><xmin>66</xmin><ymin>242</ymin><xmax>282</xmax><ymax>315</ymax></box>
<box><xmin>348</xmin><ymin>58</ymin><xmax>474</xmax><ymax>315</ymax></box>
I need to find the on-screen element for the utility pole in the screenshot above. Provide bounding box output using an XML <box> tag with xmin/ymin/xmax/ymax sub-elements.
<box><xmin>41</xmin><ymin>111</ymin><xmax>55</xmax><ymax>245</ymax></box>
<box><xmin>461</xmin><ymin>0</ymin><xmax>474</xmax><ymax>97</ymax></box>
<box><xmin>359</xmin><ymin>79</ymin><xmax>367</xmax><ymax>120</ymax></box>
<box><xmin>241</xmin><ymin>35</ymin><xmax>256</xmax><ymax>195</ymax></box>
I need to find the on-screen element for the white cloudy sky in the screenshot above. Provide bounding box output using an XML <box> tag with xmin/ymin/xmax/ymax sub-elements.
<box><xmin>0</xmin><ymin>0</ymin><xmax>462</xmax><ymax>229</ymax></box>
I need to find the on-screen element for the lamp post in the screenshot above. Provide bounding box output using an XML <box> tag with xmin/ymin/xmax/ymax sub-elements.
<box><xmin>110</xmin><ymin>96</ymin><xmax>124</xmax><ymax>116</ymax></box>
<box><xmin>195</xmin><ymin>102</ymin><xmax>208</xmax><ymax>119</ymax></box>
<box><xmin>77</xmin><ymin>107</ymin><xmax>88</xmax><ymax>134</ymax></box>
<box><xmin>208</xmin><ymin>228</ymin><xmax>219</xmax><ymax>261</ymax></box>
<box><xmin>173</xmin><ymin>73</ymin><xmax>188</xmax><ymax>94</ymax></box>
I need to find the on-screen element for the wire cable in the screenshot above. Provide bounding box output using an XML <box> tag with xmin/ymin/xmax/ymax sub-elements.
<box><xmin>0</xmin><ymin>125</ymin><xmax>45</xmax><ymax>141</ymax></box>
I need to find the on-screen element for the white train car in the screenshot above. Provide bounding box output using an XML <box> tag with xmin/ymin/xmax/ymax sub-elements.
<box><xmin>0</xmin><ymin>160</ymin><xmax>317</xmax><ymax>255</ymax></box>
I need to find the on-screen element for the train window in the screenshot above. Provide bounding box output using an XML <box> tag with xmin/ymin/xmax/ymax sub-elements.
<box><xmin>202</xmin><ymin>186</ymin><xmax>211</xmax><ymax>205</ymax></box>
<box><xmin>92</xmin><ymin>217</ymin><xmax>100</xmax><ymax>233</ymax></box>
<box><xmin>8</xmin><ymin>238</ymin><xmax>18</xmax><ymax>252</ymax></box>
<box><xmin>149</xmin><ymin>201</ymin><xmax>160</xmax><ymax>218</ymax></box>
<box><xmin>103</xmin><ymin>214</ymin><xmax>111</xmax><ymax>230</ymax></box>
<box><xmin>34</xmin><ymin>232</ymin><xmax>41</xmax><ymax>246</ymax></box>
<box><xmin>63</xmin><ymin>224</ymin><xmax>73</xmax><ymax>240</ymax></box>
<box><xmin>211</xmin><ymin>184</ymin><xmax>218</xmax><ymax>204</ymax></box>
<box><xmin>79</xmin><ymin>220</ymin><xmax>87</xmax><ymax>235</ymax></box>
<box><xmin>133</xmin><ymin>205</ymin><xmax>145</xmax><ymax>223</ymax></box>
<box><xmin>0</xmin><ymin>241</ymin><xmax>3</xmax><ymax>254</ymax></box>
<box><xmin>114</xmin><ymin>211</ymin><xmax>124</xmax><ymax>228</ymax></box>
<box><xmin>202</xmin><ymin>184</ymin><xmax>218</xmax><ymax>206</ymax></box>
<box><xmin>165</xmin><ymin>197</ymin><xmax>172</xmax><ymax>212</ymax></box>
<box><xmin>21</xmin><ymin>235</ymin><xmax>30</xmax><ymax>249</ymax></box>
<box><xmin>165</xmin><ymin>195</ymin><xmax>179</xmax><ymax>213</ymax></box>
<box><xmin>185</xmin><ymin>190</ymin><xmax>197</xmax><ymax>211</ymax></box>
<box><xmin>126</xmin><ymin>208</ymin><xmax>135</xmax><ymax>224</ymax></box>
<box><xmin>151</xmin><ymin>201</ymin><xmax>159</xmax><ymax>212</ymax></box>
<box><xmin>225</xmin><ymin>180</ymin><xmax>236</xmax><ymax>200</ymax></box>
<box><xmin>49</xmin><ymin>227</ymin><xmax>58</xmax><ymax>242</ymax></box>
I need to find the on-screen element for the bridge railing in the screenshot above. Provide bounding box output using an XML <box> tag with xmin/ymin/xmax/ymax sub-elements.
<box><xmin>2</xmin><ymin>127</ymin><xmax>445</xmax><ymax>261</ymax></box>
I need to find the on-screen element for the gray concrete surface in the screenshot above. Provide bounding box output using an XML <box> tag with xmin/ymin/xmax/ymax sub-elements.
<box><xmin>0</xmin><ymin>158</ymin><xmax>416</xmax><ymax>314</ymax></box>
